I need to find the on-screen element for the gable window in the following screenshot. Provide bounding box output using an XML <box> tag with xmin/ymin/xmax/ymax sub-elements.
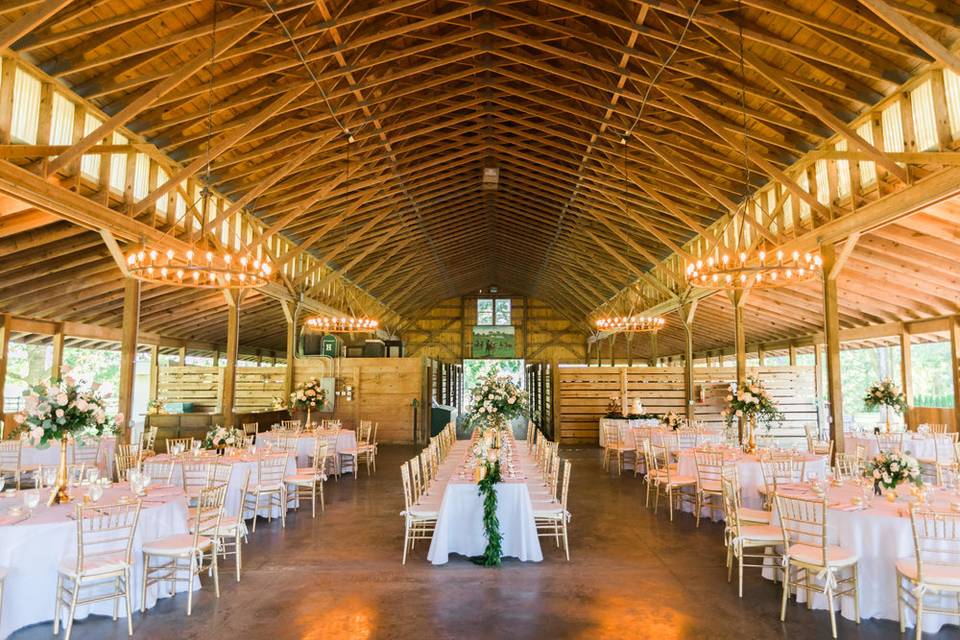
<box><xmin>477</xmin><ymin>298</ymin><xmax>493</xmax><ymax>325</ymax></box>
<box><xmin>495</xmin><ymin>299</ymin><xmax>511</xmax><ymax>325</ymax></box>
<box><xmin>477</xmin><ymin>298</ymin><xmax>511</xmax><ymax>326</ymax></box>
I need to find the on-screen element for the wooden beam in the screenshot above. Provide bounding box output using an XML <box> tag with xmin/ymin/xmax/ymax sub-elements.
<box><xmin>282</xmin><ymin>299</ymin><xmax>296</xmax><ymax>397</ymax></box>
<box><xmin>221</xmin><ymin>292</ymin><xmax>240</xmax><ymax>427</ymax></box>
<box><xmin>821</xmin><ymin>244</ymin><xmax>845</xmax><ymax>456</ymax></box>
<box><xmin>0</xmin><ymin>0</ymin><xmax>73</xmax><ymax>50</ymax></box>
<box><xmin>50</xmin><ymin>322</ymin><xmax>64</xmax><ymax>379</ymax></box>
<box><xmin>148</xmin><ymin>343</ymin><xmax>159</xmax><ymax>403</ymax></box>
<box><xmin>951</xmin><ymin>316</ymin><xmax>960</xmax><ymax>431</ymax></box>
<box><xmin>0</xmin><ymin>313</ymin><xmax>9</xmax><ymax>437</ymax></box>
<box><xmin>680</xmin><ymin>300</ymin><xmax>696</xmax><ymax>422</ymax></box>
<box><xmin>117</xmin><ymin>278</ymin><xmax>140</xmax><ymax>445</ymax></box>
<box><xmin>857</xmin><ymin>0</ymin><xmax>960</xmax><ymax>76</ymax></box>
<box><xmin>828</xmin><ymin>231</ymin><xmax>861</xmax><ymax>281</ymax></box>
<box><xmin>732</xmin><ymin>290</ymin><xmax>746</xmax><ymax>444</ymax></box>
<box><xmin>899</xmin><ymin>322</ymin><xmax>913</xmax><ymax>409</ymax></box>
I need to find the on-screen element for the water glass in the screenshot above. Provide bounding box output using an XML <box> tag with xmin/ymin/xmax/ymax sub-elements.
<box><xmin>86</xmin><ymin>468</ymin><xmax>100</xmax><ymax>485</ymax></box>
<box><xmin>88</xmin><ymin>483</ymin><xmax>103</xmax><ymax>503</ymax></box>
<box><xmin>23</xmin><ymin>489</ymin><xmax>39</xmax><ymax>513</ymax></box>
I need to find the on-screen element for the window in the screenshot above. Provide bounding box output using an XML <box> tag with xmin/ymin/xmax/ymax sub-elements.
<box><xmin>49</xmin><ymin>92</ymin><xmax>75</xmax><ymax>146</ymax></box>
<box><xmin>881</xmin><ymin>101</ymin><xmax>905</xmax><ymax>156</ymax></box>
<box><xmin>155</xmin><ymin>166</ymin><xmax>169</xmax><ymax>216</ymax></box>
<box><xmin>835</xmin><ymin>140</ymin><xmax>851</xmax><ymax>198</ymax></box>
<box><xmin>944</xmin><ymin>69</ymin><xmax>960</xmax><ymax>140</ymax></box>
<box><xmin>495</xmin><ymin>299</ymin><xmax>511</xmax><ymax>325</ymax></box>
<box><xmin>477</xmin><ymin>298</ymin><xmax>493</xmax><ymax>325</ymax></box>
<box><xmin>108</xmin><ymin>132</ymin><xmax>127</xmax><ymax>194</ymax></box>
<box><xmin>856</xmin><ymin>121</ymin><xmax>877</xmax><ymax>186</ymax></box>
<box><xmin>132</xmin><ymin>153</ymin><xmax>149</xmax><ymax>200</ymax></box>
<box><xmin>814</xmin><ymin>159</ymin><xmax>830</xmax><ymax>206</ymax></box>
<box><xmin>80</xmin><ymin>113</ymin><xmax>102</xmax><ymax>182</ymax></box>
<box><xmin>11</xmin><ymin>67</ymin><xmax>40</xmax><ymax>144</ymax></box>
<box><xmin>910</xmin><ymin>80</ymin><xmax>938</xmax><ymax>151</ymax></box>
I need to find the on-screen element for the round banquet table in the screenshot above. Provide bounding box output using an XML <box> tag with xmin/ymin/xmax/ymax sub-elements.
<box><xmin>599</xmin><ymin>418</ymin><xmax>659</xmax><ymax>446</ymax></box>
<box><xmin>767</xmin><ymin>482</ymin><xmax>960</xmax><ymax>634</ymax></box>
<box><xmin>0</xmin><ymin>482</ymin><xmax>192</xmax><ymax>639</ymax></box>
<box><xmin>676</xmin><ymin>449</ymin><xmax>829</xmax><ymax>513</ymax></box>
<box><xmin>256</xmin><ymin>429</ymin><xmax>358</xmax><ymax>470</ymax></box>
<box><xmin>844</xmin><ymin>433</ymin><xmax>951</xmax><ymax>461</ymax></box>
<box><xmin>20</xmin><ymin>436</ymin><xmax>117</xmax><ymax>481</ymax></box>
<box><xmin>149</xmin><ymin>451</ymin><xmax>297</xmax><ymax>517</ymax></box>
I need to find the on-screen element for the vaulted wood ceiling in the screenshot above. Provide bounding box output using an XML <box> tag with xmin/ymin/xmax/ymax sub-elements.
<box><xmin>1</xmin><ymin>0</ymin><xmax>960</xmax><ymax>353</ymax></box>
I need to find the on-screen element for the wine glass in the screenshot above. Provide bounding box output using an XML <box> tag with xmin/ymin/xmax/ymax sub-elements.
<box><xmin>23</xmin><ymin>489</ymin><xmax>40</xmax><ymax>514</ymax></box>
<box><xmin>43</xmin><ymin>467</ymin><xmax>56</xmax><ymax>489</ymax></box>
<box><xmin>140</xmin><ymin>472</ymin><xmax>152</xmax><ymax>493</ymax></box>
<box><xmin>86</xmin><ymin>468</ymin><xmax>100</xmax><ymax>485</ymax></box>
<box><xmin>88</xmin><ymin>483</ymin><xmax>103</xmax><ymax>503</ymax></box>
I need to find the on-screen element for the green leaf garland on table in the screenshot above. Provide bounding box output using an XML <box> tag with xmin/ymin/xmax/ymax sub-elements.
<box><xmin>471</xmin><ymin>460</ymin><xmax>503</xmax><ymax>567</ymax></box>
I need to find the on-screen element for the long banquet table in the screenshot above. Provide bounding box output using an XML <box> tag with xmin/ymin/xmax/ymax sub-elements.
<box><xmin>0</xmin><ymin>482</ymin><xmax>193</xmax><ymax>639</ymax></box>
<box><xmin>766</xmin><ymin>482</ymin><xmax>960</xmax><ymax>634</ymax></box>
<box><xmin>427</xmin><ymin>436</ymin><xmax>543</xmax><ymax>565</ymax></box>
<box><xmin>844</xmin><ymin>432</ymin><xmax>953</xmax><ymax>461</ymax></box>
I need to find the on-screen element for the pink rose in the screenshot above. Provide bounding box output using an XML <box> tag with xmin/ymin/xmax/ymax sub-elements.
<box><xmin>13</xmin><ymin>413</ymin><xmax>24</xmax><ymax>424</ymax></box>
<box><xmin>55</xmin><ymin>409</ymin><xmax>64</xmax><ymax>418</ymax></box>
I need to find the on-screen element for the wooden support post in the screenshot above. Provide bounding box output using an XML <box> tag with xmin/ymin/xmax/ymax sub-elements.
<box><xmin>609</xmin><ymin>333</ymin><xmax>616</xmax><ymax>367</ymax></box>
<box><xmin>732</xmin><ymin>291</ymin><xmax>747</xmax><ymax>444</ymax></box>
<box><xmin>282</xmin><ymin>301</ymin><xmax>296</xmax><ymax>398</ymax></box>
<box><xmin>680</xmin><ymin>301</ymin><xmax>696</xmax><ymax>423</ymax></box>
<box><xmin>899</xmin><ymin>323</ymin><xmax>913</xmax><ymax>412</ymax></box>
<box><xmin>788</xmin><ymin>345</ymin><xmax>797</xmax><ymax>367</ymax></box>
<box><xmin>619</xmin><ymin>368</ymin><xmax>628</xmax><ymax>415</ymax></box>
<box><xmin>0</xmin><ymin>314</ymin><xmax>9</xmax><ymax>438</ymax></box>
<box><xmin>950</xmin><ymin>317</ymin><xmax>960</xmax><ymax>432</ymax></box>
<box><xmin>148</xmin><ymin>345</ymin><xmax>159</xmax><ymax>402</ymax></box>
<box><xmin>814</xmin><ymin>343</ymin><xmax>824</xmax><ymax>433</ymax></box>
<box><xmin>821</xmin><ymin>244</ymin><xmax>845</xmax><ymax>455</ymax></box>
<box><xmin>50</xmin><ymin>323</ymin><xmax>65</xmax><ymax>380</ymax></box>
<box><xmin>118</xmin><ymin>279</ymin><xmax>140</xmax><ymax>445</ymax></box>
<box><xmin>648</xmin><ymin>332</ymin><xmax>658</xmax><ymax>367</ymax></box>
<box><xmin>221</xmin><ymin>295</ymin><xmax>240</xmax><ymax>427</ymax></box>
<box><xmin>626</xmin><ymin>335</ymin><xmax>633</xmax><ymax>367</ymax></box>
<box><xmin>551</xmin><ymin>356</ymin><xmax>561</xmax><ymax>441</ymax></box>
<box><xmin>177</xmin><ymin>346</ymin><xmax>186</xmax><ymax>365</ymax></box>
<box><xmin>757</xmin><ymin>345</ymin><xmax>765</xmax><ymax>366</ymax></box>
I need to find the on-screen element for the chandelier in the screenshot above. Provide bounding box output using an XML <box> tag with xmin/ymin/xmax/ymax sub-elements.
<box><xmin>304</xmin><ymin>316</ymin><xmax>379</xmax><ymax>333</ymax></box>
<box><xmin>594</xmin><ymin>315</ymin><xmax>665</xmax><ymax>333</ymax></box>
<box><xmin>126</xmin><ymin>245</ymin><xmax>272</xmax><ymax>288</ymax></box>
<box><xmin>685</xmin><ymin>249</ymin><xmax>822</xmax><ymax>289</ymax></box>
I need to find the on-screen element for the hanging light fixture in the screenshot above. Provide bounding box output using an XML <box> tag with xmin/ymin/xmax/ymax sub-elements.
<box><xmin>126</xmin><ymin>1</ymin><xmax>273</xmax><ymax>290</ymax></box>
<box><xmin>682</xmin><ymin>0</ymin><xmax>820</xmax><ymax>291</ymax></box>
<box><xmin>304</xmin><ymin>316</ymin><xmax>379</xmax><ymax>333</ymax></box>
<box><xmin>594</xmin><ymin>315</ymin><xmax>665</xmax><ymax>333</ymax></box>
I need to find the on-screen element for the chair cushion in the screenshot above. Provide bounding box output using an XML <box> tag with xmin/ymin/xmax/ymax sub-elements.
<box><xmin>699</xmin><ymin>479</ymin><xmax>722</xmax><ymax>493</ymax></box>
<box><xmin>740</xmin><ymin>507</ymin><xmax>772</xmax><ymax>524</ymax></box>
<box><xmin>787</xmin><ymin>543</ymin><xmax>858</xmax><ymax>567</ymax></box>
<box><xmin>896</xmin><ymin>558</ymin><xmax>960</xmax><ymax>587</ymax></box>
<box><xmin>285</xmin><ymin>473</ymin><xmax>319</xmax><ymax>485</ymax></box>
<box><xmin>142</xmin><ymin>533</ymin><xmax>212</xmax><ymax>556</ymax></box>
<box><xmin>532</xmin><ymin>503</ymin><xmax>564</xmax><ymax>518</ymax></box>
<box><xmin>738</xmin><ymin>524</ymin><xmax>783</xmax><ymax>543</ymax></box>
<box><xmin>405</xmin><ymin>506</ymin><xmax>437</xmax><ymax>518</ymax></box>
<box><xmin>665</xmin><ymin>475</ymin><xmax>696</xmax><ymax>486</ymax></box>
<box><xmin>58</xmin><ymin>554</ymin><xmax>130</xmax><ymax>577</ymax></box>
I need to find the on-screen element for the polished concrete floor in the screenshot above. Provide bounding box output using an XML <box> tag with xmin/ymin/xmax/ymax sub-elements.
<box><xmin>13</xmin><ymin>445</ymin><xmax>936</xmax><ymax>639</ymax></box>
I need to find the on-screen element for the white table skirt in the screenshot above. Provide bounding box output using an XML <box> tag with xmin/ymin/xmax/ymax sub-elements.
<box><xmin>150</xmin><ymin>452</ymin><xmax>296</xmax><ymax>517</ymax></box>
<box><xmin>21</xmin><ymin>436</ymin><xmax>117</xmax><ymax>481</ymax></box>
<box><xmin>599</xmin><ymin>419</ymin><xmax>659</xmax><ymax>446</ymax></box>
<box><xmin>844</xmin><ymin>434</ymin><xmax>950</xmax><ymax>462</ymax></box>
<box><xmin>766</xmin><ymin>484</ymin><xmax>960</xmax><ymax>634</ymax></box>
<box><xmin>256</xmin><ymin>431</ymin><xmax>357</xmax><ymax>470</ymax></box>
<box><xmin>427</xmin><ymin>440</ymin><xmax>543</xmax><ymax>565</ymax></box>
<box><xmin>677</xmin><ymin>451</ymin><xmax>829</xmax><ymax>514</ymax></box>
<box><xmin>0</xmin><ymin>483</ymin><xmax>192</xmax><ymax>639</ymax></box>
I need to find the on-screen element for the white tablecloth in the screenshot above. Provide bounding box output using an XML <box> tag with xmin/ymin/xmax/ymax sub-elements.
<box><xmin>0</xmin><ymin>482</ymin><xmax>192</xmax><ymax>639</ymax></box>
<box><xmin>844</xmin><ymin>434</ymin><xmax>951</xmax><ymax>461</ymax></box>
<box><xmin>767</xmin><ymin>483</ymin><xmax>960</xmax><ymax>634</ymax></box>
<box><xmin>256</xmin><ymin>430</ymin><xmax>357</xmax><ymax>469</ymax></box>
<box><xmin>427</xmin><ymin>438</ymin><xmax>543</xmax><ymax>565</ymax></box>
<box><xmin>20</xmin><ymin>436</ymin><xmax>118</xmax><ymax>481</ymax></box>
<box><xmin>150</xmin><ymin>452</ymin><xmax>296</xmax><ymax>517</ymax></box>
<box><xmin>677</xmin><ymin>450</ymin><xmax>829</xmax><ymax>513</ymax></box>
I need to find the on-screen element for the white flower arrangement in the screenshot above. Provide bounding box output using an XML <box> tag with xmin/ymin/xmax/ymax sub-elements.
<box><xmin>466</xmin><ymin>372</ymin><xmax>528</xmax><ymax>430</ymax></box>
<box><xmin>15</xmin><ymin>373</ymin><xmax>119</xmax><ymax>448</ymax></box>
<box><xmin>290</xmin><ymin>377</ymin><xmax>326</xmax><ymax>410</ymax></box>
<box><xmin>866</xmin><ymin>450</ymin><xmax>921</xmax><ymax>491</ymax></box>
<box><xmin>863</xmin><ymin>379</ymin><xmax>907</xmax><ymax>414</ymax></box>
<box><xmin>660</xmin><ymin>411</ymin><xmax>683</xmax><ymax>431</ymax></box>
<box><xmin>203</xmin><ymin>426</ymin><xmax>241</xmax><ymax>449</ymax></box>
<box><xmin>720</xmin><ymin>376</ymin><xmax>784</xmax><ymax>430</ymax></box>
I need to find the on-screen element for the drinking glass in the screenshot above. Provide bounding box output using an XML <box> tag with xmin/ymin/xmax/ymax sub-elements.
<box><xmin>23</xmin><ymin>489</ymin><xmax>39</xmax><ymax>514</ymax></box>
<box><xmin>86</xmin><ymin>468</ymin><xmax>100</xmax><ymax>485</ymax></box>
<box><xmin>141</xmin><ymin>472</ymin><xmax>152</xmax><ymax>492</ymax></box>
<box><xmin>88</xmin><ymin>483</ymin><xmax>103</xmax><ymax>503</ymax></box>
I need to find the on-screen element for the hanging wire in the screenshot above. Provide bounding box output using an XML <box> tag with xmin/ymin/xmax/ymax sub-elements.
<box><xmin>735</xmin><ymin>0</ymin><xmax>750</xmax><ymax>250</ymax></box>
<box><xmin>622</xmin><ymin>0</ymin><xmax>702</xmax><ymax>141</ymax></box>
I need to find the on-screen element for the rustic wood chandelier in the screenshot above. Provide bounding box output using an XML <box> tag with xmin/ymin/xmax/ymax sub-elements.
<box><xmin>126</xmin><ymin>2</ymin><xmax>273</xmax><ymax>291</ymax></box>
<box><xmin>304</xmin><ymin>316</ymin><xmax>379</xmax><ymax>333</ymax></box>
<box><xmin>682</xmin><ymin>0</ymin><xmax>821</xmax><ymax>292</ymax></box>
<box><xmin>594</xmin><ymin>316</ymin><xmax>665</xmax><ymax>333</ymax></box>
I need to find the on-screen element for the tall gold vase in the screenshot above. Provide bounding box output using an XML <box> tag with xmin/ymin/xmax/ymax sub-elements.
<box><xmin>47</xmin><ymin>435</ymin><xmax>70</xmax><ymax>506</ymax></box>
<box><xmin>744</xmin><ymin>415</ymin><xmax>757</xmax><ymax>454</ymax></box>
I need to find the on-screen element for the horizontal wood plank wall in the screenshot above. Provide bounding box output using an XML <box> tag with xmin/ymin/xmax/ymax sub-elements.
<box><xmin>158</xmin><ymin>366</ymin><xmax>285</xmax><ymax>413</ymax></box>
<box><xmin>558</xmin><ymin>366</ymin><xmax>816</xmax><ymax>445</ymax></box>
<box><xmin>294</xmin><ymin>356</ymin><xmax>425</xmax><ymax>444</ymax></box>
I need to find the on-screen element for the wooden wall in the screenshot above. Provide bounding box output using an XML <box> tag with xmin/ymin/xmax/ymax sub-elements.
<box><xmin>557</xmin><ymin>365</ymin><xmax>817</xmax><ymax>445</ymax></box>
<box><xmin>294</xmin><ymin>356</ymin><xmax>426</xmax><ymax>445</ymax></box>
<box><xmin>403</xmin><ymin>296</ymin><xmax>587</xmax><ymax>363</ymax></box>
<box><xmin>158</xmin><ymin>366</ymin><xmax>285</xmax><ymax>413</ymax></box>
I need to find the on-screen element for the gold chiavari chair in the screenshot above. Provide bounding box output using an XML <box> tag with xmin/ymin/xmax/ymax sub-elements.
<box><xmin>721</xmin><ymin>471</ymin><xmax>782</xmax><ymax>598</ymax></box>
<box><xmin>164</xmin><ymin>437</ymin><xmax>194</xmax><ymax>454</ymax></box>
<box><xmin>181</xmin><ymin>461</ymin><xmax>231</xmax><ymax>505</ymax></box>
<box><xmin>242</xmin><ymin>422</ymin><xmax>258</xmax><ymax>439</ymax></box>
<box><xmin>417</xmin><ymin>451</ymin><xmax>431</xmax><ymax>498</ymax></box>
<box><xmin>279</xmin><ymin>419</ymin><xmax>301</xmax><ymax>431</ymax></box>
<box><xmin>632</xmin><ymin>430</ymin><xmax>650</xmax><ymax>478</ymax></box>
<box><xmin>648</xmin><ymin>440</ymin><xmax>696</xmax><ymax>521</ymax></box>
<box><xmin>140</xmin><ymin>426</ymin><xmax>158</xmax><ymax>457</ymax></box>
<box><xmin>242</xmin><ymin>454</ymin><xmax>289</xmax><ymax>532</ymax></box>
<box><xmin>357</xmin><ymin>422</ymin><xmax>378</xmax><ymax>475</ymax></box>
<box><xmin>876</xmin><ymin>432</ymin><xmax>904</xmax><ymax>453</ymax></box>
<box><xmin>315</xmin><ymin>429</ymin><xmax>340</xmax><ymax>480</ymax></box>
<box><xmin>897</xmin><ymin>504</ymin><xmax>960</xmax><ymax>638</ymax></box>
<box><xmin>602</xmin><ymin>424</ymin><xmax>630</xmax><ymax>476</ymax></box>
<box><xmin>834</xmin><ymin>453</ymin><xmax>862</xmax><ymax>481</ymax></box>
<box><xmin>114</xmin><ymin>450</ymin><xmax>135</xmax><ymax>482</ymax></box>
<box><xmin>759</xmin><ymin>458</ymin><xmax>806</xmax><ymax>509</ymax></box>
<box><xmin>72</xmin><ymin>438</ymin><xmax>101</xmax><ymax>472</ymax></box>
<box><xmin>533</xmin><ymin>459</ymin><xmax>571</xmax><ymax>561</ymax></box>
<box><xmin>285</xmin><ymin>442</ymin><xmax>328</xmax><ymax>517</ymax></box>
<box><xmin>693</xmin><ymin>450</ymin><xmax>726</xmax><ymax>527</ymax></box>
<box><xmin>530</xmin><ymin>452</ymin><xmax>560</xmax><ymax>503</ymax></box>
<box><xmin>215</xmin><ymin>470</ymin><xmax>251</xmax><ymax>582</ymax></box>
<box><xmin>922</xmin><ymin>423</ymin><xmax>949</xmax><ymax>434</ymax></box>
<box><xmin>400</xmin><ymin>460</ymin><xmax>438</xmax><ymax>564</ymax></box>
<box><xmin>54</xmin><ymin>501</ymin><xmax>142</xmax><ymax>639</ymax></box>
<box><xmin>142</xmin><ymin>459</ymin><xmax>176</xmax><ymax>485</ymax></box>
<box><xmin>141</xmin><ymin>483</ymin><xmax>227</xmax><ymax>616</ymax></box>
<box><xmin>0</xmin><ymin>440</ymin><xmax>26</xmax><ymax>490</ymax></box>
<box><xmin>775</xmin><ymin>493</ymin><xmax>860</xmax><ymax>639</ymax></box>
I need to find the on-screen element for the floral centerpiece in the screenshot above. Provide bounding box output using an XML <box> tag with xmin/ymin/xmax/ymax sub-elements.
<box><xmin>660</xmin><ymin>411</ymin><xmax>682</xmax><ymax>430</ymax></box>
<box><xmin>146</xmin><ymin>397</ymin><xmax>166</xmax><ymax>415</ymax></box>
<box><xmin>271</xmin><ymin>396</ymin><xmax>287</xmax><ymax>411</ymax></box>
<box><xmin>466</xmin><ymin>372</ymin><xmax>528</xmax><ymax>432</ymax></box>
<box><xmin>720</xmin><ymin>376</ymin><xmax>784</xmax><ymax>452</ymax></box>
<box><xmin>863</xmin><ymin>379</ymin><xmax>907</xmax><ymax>432</ymax></box>
<box><xmin>866</xmin><ymin>450</ymin><xmax>921</xmax><ymax>494</ymax></box>
<box><xmin>14</xmin><ymin>374</ymin><xmax>119</xmax><ymax>504</ymax></box>
<box><xmin>290</xmin><ymin>377</ymin><xmax>327</xmax><ymax>427</ymax></box>
<box><xmin>203</xmin><ymin>426</ymin><xmax>240</xmax><ymax>452</ymax></box>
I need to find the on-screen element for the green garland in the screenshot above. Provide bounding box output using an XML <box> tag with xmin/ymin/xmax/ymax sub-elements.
<box><xmin>471</xmin><ymin>461</ymin><xmax>503</xmax><ymax>567</ymax></box>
